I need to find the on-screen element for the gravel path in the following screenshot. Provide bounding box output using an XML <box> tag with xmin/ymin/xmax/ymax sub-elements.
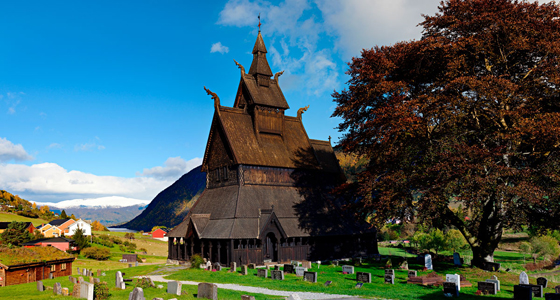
<box><xmin>145</xmin><ymin>274</ymin><xmax>378</xmax><ymax>300</ymax></box>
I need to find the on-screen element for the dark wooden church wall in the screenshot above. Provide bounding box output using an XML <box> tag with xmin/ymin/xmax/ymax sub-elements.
<box><xmin>243</xmin><ymin>166</ymin><xmax>295</xmax><ymax>186</ymax></box>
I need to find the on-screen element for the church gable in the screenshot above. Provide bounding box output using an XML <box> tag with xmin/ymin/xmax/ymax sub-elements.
<box><xmin>203</xmin><ymin>116</ymin><xmax>235</xmax><ymax>172</ymax></box>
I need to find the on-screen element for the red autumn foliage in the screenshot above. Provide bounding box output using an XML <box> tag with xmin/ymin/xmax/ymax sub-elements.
<box><xmin>333</xmin><ymin>0</ymin><xmax>560</xmax><ymax>268</ymax></box>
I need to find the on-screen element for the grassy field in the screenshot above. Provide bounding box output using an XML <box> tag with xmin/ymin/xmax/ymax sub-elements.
<box><xmin>0</xmin><ymin>212</ymin><xmax>50</xmax><ymax>226</ymax></box>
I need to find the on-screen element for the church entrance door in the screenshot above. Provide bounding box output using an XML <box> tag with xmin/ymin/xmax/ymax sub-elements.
<box><xmin>265</xmin><ymin>233</ymin><xmax>278</xmax><ymax>262</ymax></box>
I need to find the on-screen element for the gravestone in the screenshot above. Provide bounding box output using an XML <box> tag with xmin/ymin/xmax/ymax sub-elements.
<box><xmin>196</xmin><ymin>282</ymin><xmax>218</xmax><ymax>300</ymax></box>
<box><xmin>271</xmin><ymin>270</ymin><xmax>284</xmax><ymax>280</ymax></box>
<box><xmin>257</xmin><ymin>269</ymin><xmax>268</xmax><ymax>278</ymax></box>
<box><xmin>443</xmin><ymin>282</ymin><xmax>459</xmax><ymax>297</ymax></box>
<box><xmin>49</xmin><ymin>273</ymin><xmax>53</xmax><ymax>279</ymax></box>
<box><xmin>478</xmin><ymin>281</ymin><xmax>497</xmax><ymax>295</ymax></box>
<box><xmin>514</xmin><ymin>285</ymin><xmax>533</xmax><ymax>300</ymax></box>
<box><xmin>291</xmin><ymin>260</ymin><xmax>301</xmax><ymax>266</ymax></box>
<box><xmin>72</xmin><ymin>283</ymin><xmax>81</xmax><ymax>297</ymax></box>
<box><xmin>97</xmin><ymin>269</ymin><xmax>101</xmax><ymax>277</ymax></box>
<box><xmin>83</xmin><ymin>269</ymin><xmax>87</xmax><ymax>276</ymax></box>
<box><xmin>355</xmin><ymin>282</ymin><xmax>363</xmax><ymax>289</ymax></box>
<box><xmin>520</xmin><ymin>284</ymin><xmax>543</xmax><ymax>298</ymax></box>
<box><xmin>520</xmin><ymin>271</ymin><xmax>530</xmax><ymax>285</ymax></box>
<box><xmin>116</xmin><ymin>271</ymin><xmax>125</xmax><ymax>289</ymax></box>
<box><xmin>342</xmin><ymin>265</ymin><xmax>354</xmax><ymax>274</ymax></box>
<box><xmin>274</xmin><ymin>265</ymin><xmax>280</xmax><ymax>271</ymax></box>
<box><xmin>324</xmin><ymin>281</ymin><xmax>332</xmax><ymax>287</ymax></box>
<box><xmin>486</xmin><ymin>279</ymin><xmax>500</xmax><ymax>291</ymax></box>
<box><xmin>332</xmin><ymin>260</ymin><xmax>339</xmax><ymax>266</ymax></box>
<box><xmin>89</xmin><ymin>276</ymin><xmax>94</xmax><ymax>283</ymax></box>
<box><xmin>356</xmin><ymin>272</ymin><xmax>371</xmax><ymax>283</ymax></box>
<box><xmin>241</xmin><ymin>296</ymin><xmax>256</xmax><ymax>300</ymax></box>
<box><xmin>453</xmin><ymin>252</ymin><xmax>461</xmax><ymax>266</ymax></box>
<box><xmin>545</xmin><ymin>294</ymin><xmax>560</xmax><ymax>300</ymax></box>
<box><xmin>69</xmin><ymin>275</ymin><xmax>77</xmax><ymax>284</ymax></box>
<box><xmin>537</xmin><ymin>277</ymin><xmax>548</xmax><ymax>288</ymax></box>
<box><xmin>62</xmin><ymin>287</ymin><xmax>69</xmax><ymax>296</ymax></box>
<box><xmin>93</xmin><ymin>278</ymin><xmax>100</xmax><ymax>284</ymax></box>
<box><xmin>37</xmin><ymin>281</ymin><xmax>44</xmax><ymax>292</ymax></box>
<box><xmin>167</xmin><ymin>281</ymin><xmax>182</xmax><ymax>296</ymax></box>
<box><xmin>302</xmin><ymin>261</ymin><xmax>312</xmax><ymax>269</ymax></box>
<box><xmin>385</xmin><ymin>274</ymin><xmax>395</xmax><ymax>284</ymax></box>
<box><xmin>408</xmin><ymin>270</ymin><xmax>417</xmax><ymax>278</ymax></box>
<box><xmin>446</xmin><ymin>274</ymin><xmax>461</xmax><ymax>291</ymax></box>
<box><xmin>425</xmin><ymin>254</ymin><xmax>433</xmax><ymax>270</ymax></box>
<box><xmin>53</xmin><ymin>282</ymin><xmax>62</xmax><ymax>295</ymax></box>
<box><xmin>135</xmin><ymin>261</ymin><xmax>139</xmax><ymax>267</ymax></box>
<box><xmin>213</xmin><ymin>263</ymin><xmax>222</xmax><ymax>271</ymax></box>
<box><xmin>295</xmin><ymin>266</ymin><xmax>307</xmax><ymax>276</ymax></box>
<box><xmin>79</xmin><ymin>276</ymin><xmax>84</xmax><ymax>283</ymax></box>
<box><xmin>492</xmin><ymin>275</ymin><xmax>498</xmax><ymax>280</ymax></box>
<box><xmin>241</xmin><ymin>265</ymin><xmax>248</xmax><ymax>275</ymax></box>
<box><xmin>80</xmin><ymin>281</ymin><xmax>94</xmax><ymax>300</ymax></box>
<box><xmin>77</xmin><ymin>267</ymin><xmax>80</xmax><ymax>274</ymax></box>
<box><xmin>129</xmin><ymin>287</ymin><xmax>145</xmax><ymax>300</ymax></box>
<box><xmin>284</xmin><ymin>264</ymin><xmax>295</xmax><ymax>274</ymax></box>
<box><xmin>229</xmin><ymin>262</ymin><xmax>236</xmax><ymax>272</ymax></box>
<box><xmin>248</xmin><ymin>263</ymin><xmax>256</xmax><ymax>269</ymax></box>
<box><xmin>303</xmin><ymin>271</ymin><xmax>317</xmax><ymax>283</ymax></box>
<box><xmin>287</xmin><ymin>294</ymin><xmax>302</xmax><ymax>300</ymax></box>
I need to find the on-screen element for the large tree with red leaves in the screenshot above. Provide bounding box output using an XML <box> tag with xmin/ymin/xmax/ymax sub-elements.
<box><xmin>333</xmin><ymin>0</ymin><xmax>560</xmax><ymax>267</ymax></box>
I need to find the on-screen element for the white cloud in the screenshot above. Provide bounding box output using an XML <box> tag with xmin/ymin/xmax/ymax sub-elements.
<box><xmin>0</xmin><ymin>137</ymin><xmax>34</xmax><ymax>162</ymax></box>
<box><xmin>137</xmin><ymin>156</ymin><xmax>202</xmax><ymax>180</ymax></box>
<box><xmin>47</xmin><ymin>143</ymin><xmax>63</xmax><ymax>149</ymax></box>
<box><xmin>74</xmin><ymin>140</ymin><xmax>105</xmax><ymax>152</ymax></box>
<box><xmin>210</xmin><ymin>42</ymin><xmax>230</xmax><ymax>54</ymax></box>
<box><xmin>4</xmin><ymin>92</ymin><xmax>23</xmax><ymax>114</ymax></box>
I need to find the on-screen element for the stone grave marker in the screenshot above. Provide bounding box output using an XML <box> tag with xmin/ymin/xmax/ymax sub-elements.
<box><xmin>385</xmin><ymin>269</ymin><xmax>395</xmax><ymax>276</ymax></box>
<box><xmin>287</xmin><ymin>294</ymin><xmax>302</xmax><ymax>300</ymax></box>
<box><xmin>80</xmin><ymin>281</ymin><xmax>94</xmax><ymax>300</ymax></box>
<box><xmin>229</xmin><ymin>262</ymin><xmax>236</xmax><ymax>272</ymax></box>
<box><xmin>97</xmin><ymin>269</ymin><xmax>101</xmax><ymax>277</ymax></box>
<box><xmin>545</xmin><ymin>294</ymin><xmax>560</xmax><ymax>300</ymax></box>
<box><xmin>248</xmin><ymin>263</ymin><xmax>256</xmax><ymax>269</ymax></box>
<box><xmin>274</xmin><ymin>265</ymin><xmax>280</xmax><ymax>271</ymax></box>
<box><xmin>284</xmin><ymin>264</ymin><xmax>295</xmax><ymax>274</ymax></box>
<box><xmin>271</xmin><ymin>270</ymin><xmax>284</xmax><ymax>280</ymax></box>
<box><xmin>72</xmin><ymin>283</ymin><xmax>81</xmax><ymax>297</ymax></box>
<box><xmin>53</xmin><ymin>282</ymin><xmax>62</xmax><ymax>295</ymax></box>
<box><xmin>514</xmin><ymin>285</ymin><xmax>532</xmax><ymax>300</ymax></box>
<box><xmin>332</xmin><ymin>260</ymin><xmax>339</xmax><ymax>266</ymax></box>
<box><xmin>446</xmin><ymin>274</ymin><xmax>461</xmax><ymax>291</ymax></box>
<box><xmin>443</xmin><ymin>282</ymin><xmax>459</xmax><ymax>297</ymax></box>
<box><xmin>520</xmin><ymin>271</ymin><xmax>529</xmax><ymax>285</ymax></box>
<box><xmin>257</xmin><ymin>269</ymin><xmax>268</xmax><ymax>278</ymax></box>
<box><xmin>492</xmin><ymin>275</ymin><xmax>498</xmax><ymax>280</ymax></box>
<box><xmin>324</xmin><ymin>280</ymin><xmax>332</xmax><ymax>287</ymax></box>
<box><xmin>303</xmin><ymin>271</ymin><xmax>317</xmax><ymax>283</ymax></box>
<box><xmin>129</xmin><ymin>287</ymin><xmax>145</xmax><ymax>300</ymax></box>
<box><xmin>520</xmin><ymin>284</ymin><xmax>543</xmax><ymax>298</ymax></box>
<box><xmin>167</xmin><ymin>281</ymin><xmax>182</xmax><ymax>296</ymax></box>
<box><xmin>241</xmin><ymin>265</ymin><xmax>248</xmax><ymax>275</ymax></box>
<box><xmin>89</xmin><ymin>276</ymin><xmax>94</xmax><ymax>283</ymax></box>
<box><xmin>342</xmin><ymin>265</ymin><xmax>354</xmax><ymax>274</ymax></box>
<box><xmin>355</xmin><ymin>282</ymin><xmax>363</xmax><ymax>289</ymax></box>
<box><xmin>83</xmin><ymin>269</ymin><xmax>87</xmax><ymax>276</ymax></box>
<box><xmin>538</xmin><ymin>277</ymin><xmax>548</xmax><ymax>288</ymax></box>
<box><xmin>69</xmin><ymin>276</ymin><xmax>76</xmax><ymax>284</ymax></box>
<box><xmin>478</xmin><ymin>281</ymin><xmax>497</xmax><ymax>295</ymax></box>
<box><xmin>302</xmin><ymin>261</ymin><xmax>312</xmax><ymax>269</ymax></box>
<box><xmin>425</xmin><ymin>254</ymin><xmax>433</xmax><ymax>270</ymax></box>
<box><xmin>385</xmin><ymin>274</ymin><xmax>395</xmax><ymax>284</ymax></box>
<box><xmin>408</xmin><ymin>270</ymin><xmax>417</xmax><ymax>278</ymax></box>
<box><xmin>61</xmin><ymin>287</ymin><xmax>69</xmax><ymax>296</ymax></box>
<box><xmin>453</xmin><ymin>252</ymin><xmax>461</xmax><ymax>266</ymax></box>
<box><xmin>197</xmin><ymin>282</ymin><xmax>218</xmax><ymax>300</ymax></box>
<box><xmin>116</xmin><ymin>271</ymin><xmax>125</xmax><ymax>289</ymax></box>
<box><xmin>49</xmin><ymin>273</ymin><xmax>53</xmax><ymax>279</ymax></box>
<box><xmin>213</xmin><ymin>262</ymin><xmax>222</xmax><ymax>271</ymax></box>
<box><xmin>486</xmin><ymin>278</ymin><xmax>500</xmax><ymax>291</ymax></box>
<box><xmin>94</xmin><ymin>278</ymin><xmax>100</xmax><ymax>284</ymax></box>
<box><xmin>295</xmin><ymin>266</ymin><xmax>307</xmax><ymax>276</ymax></box>
<box><xmin>356</xmin><ymin>272</ymin><xmax>371</xmax><ymax>283</ymax></box>
<box><xmin>37</xmin><ymin>281</ymin><xmax>44</xmax><ymax>292</ymax></box>
<box><xmin>241</xmin><ymin>296</ymin><xmax>256</xmax><ymax>300</ymax></box>
<box><xmin>78</xmin><ymin>276</ymin><xmax>84</xmax><ymax>283</ymax></box>
<box><xmin>291</xmin><ymin>260</ymin><xmax>301</xmax><ymax>266</ymax></box>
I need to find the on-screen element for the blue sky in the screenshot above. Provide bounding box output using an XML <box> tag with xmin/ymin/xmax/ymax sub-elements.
<box><xmin>1</xmin><ymin>0</ymin><xmax>553</xmax><ymax>204</ymax></box>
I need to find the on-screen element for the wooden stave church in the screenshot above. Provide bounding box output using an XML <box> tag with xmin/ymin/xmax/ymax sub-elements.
<box><xmin>167</xmin><ymin>31</ymin><xmax>377</xmax><ymax>266</ymax></box>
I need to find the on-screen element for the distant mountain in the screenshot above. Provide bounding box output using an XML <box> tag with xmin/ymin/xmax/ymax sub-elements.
<box><xmin>119</xmin><ymin>166</ymin><xmax>206</xmax><ymax>231</ymax></box>
<box><xmin>33</xmin><ymin>196</ymin><xmax>150</xmax><ymax>209</ymax></box>
<box><xmin>54</xmin><ymin>205</ymin><xmax>147</xmax><ymax>226</ymax></box>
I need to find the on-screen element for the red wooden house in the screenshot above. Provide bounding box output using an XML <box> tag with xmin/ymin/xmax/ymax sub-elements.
<box><xmin>151</xmin><ymin>228</ymin><xmax>168</xmax><ymax>239</ymax></box>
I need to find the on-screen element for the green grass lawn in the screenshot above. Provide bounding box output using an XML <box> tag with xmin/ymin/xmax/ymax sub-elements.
<box><xmin>0</xmin><ymin>212</ymin><xmax>50</xmax><ymax>226</ymax></box>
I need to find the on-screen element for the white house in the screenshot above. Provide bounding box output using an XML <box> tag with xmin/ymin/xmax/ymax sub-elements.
<box><xmin>67</xmin><ymin>219</ymin><xmax>92</xmax><ymax>236</ymax></box>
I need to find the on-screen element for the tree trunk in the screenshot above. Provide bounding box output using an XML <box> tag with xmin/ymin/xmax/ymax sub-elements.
<box><xmin>471</xmin><ymin>245</ymin><xmax>496</xmax><ymax>268</ymax></box>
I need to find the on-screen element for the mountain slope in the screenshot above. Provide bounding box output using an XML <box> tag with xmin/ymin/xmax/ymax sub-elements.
<box><xmin>119</xmin><ymin>166</ymin><xmax>206</xmax><ymax>231</ymax></box>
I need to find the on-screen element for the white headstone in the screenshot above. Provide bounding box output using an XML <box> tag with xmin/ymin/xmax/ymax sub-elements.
<box><xmin>295</xmin><ymin>267</ymin><xmax>307</xmax><ymax>276</ymax></box>
<box><xmin>287</xmin><ymin>294</ymin><xmax>302</xmax><ymax>300</ymax></box>
<box><xmin>446</xmin><ymin>274</ymin><xmax>461</xmax><ymax>291</ymax></box>
<box><xmin>342</xmin><ymin>265</ymin><xmax>354</xmax><ymax>274</ymax></box>
<box><xmin>486</xmin><ymin>279</ymin><xmax>500</xmax><ymax>291</ymax></box>
<box><xmin>80</xmin><ymin>282</ymin><xmax>94</xmax><ymax>300</ymax></box>
<box><xmin>519</xmin><ymin>271</ymin><xmax>529</xmax><ymax>285</ymax></box>
<box><xmin>425</xmin><ymin>254</ymin><xmax>433</xmax><ymax>270</ymax></box>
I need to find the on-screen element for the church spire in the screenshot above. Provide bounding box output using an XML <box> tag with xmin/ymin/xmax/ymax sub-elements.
<box><xmin>248</xmin><ymin>29</ymin><xmax>273</xmax><ymax>77</ymax></box>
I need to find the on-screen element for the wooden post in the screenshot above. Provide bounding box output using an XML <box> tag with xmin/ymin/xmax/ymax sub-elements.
<box><xmin>217</xmin><ymin>242</ymin><xmax>221</xmax><ymax>264</ymax></box>
<box><xmin>190</xmin><ymin>237</ymin><xmax>194</xmax><ymax>257</ymax></box>
<box><xmin>201</xmin><ymin>241</ymin><xmax>205</xmax><ymax>260</ymax></box>
<box><xmin>209</xmin><ymin>241</ymin><xmax>214</xmax><ymax>262</ymax></box>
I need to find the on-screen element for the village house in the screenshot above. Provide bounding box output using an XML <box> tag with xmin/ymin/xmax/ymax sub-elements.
<box><xmin>167</xmin><ymin>31</ymin><xmax>377</xmax><ymax>266</ymax></box>
<box><xmin>151</xmin><ymin>228</ymin><xmax>168</xmax><ymax>239</ymax></box>
<box><xmin>0</xmin><ymin>222</ymin><xmax>35</xmax><ymax>234</ymax></box>
<box><xmin>22</xmin><ymin>237</ymin><xmax>75</xmax><ymax>252</ymax></box>
<box><xmin>37</xmin><ymin>218</ymin><xmax>91</xmax><ymax>237</ymax></box>
<box><xmin>0</xmin><ymin>246</ymin><xmax>74</xmax><ymax>287</ymax></box>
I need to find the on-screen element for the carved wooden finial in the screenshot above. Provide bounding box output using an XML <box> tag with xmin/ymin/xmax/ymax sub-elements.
<box><xmin>328</xmin><ymin>136</ymin><xmax>332</xmax><ymax>143</ymax></box>
<box><xmin>233</xmin><ymin>59</ymin><xmax>246</xmax><ymax>75</ymax></box>
<box><xmin>274</xmin><ymin>70</ymin><xmax>284</xmax><ymax>82</ymax></box>
<box><xmin>297</xmin><ymin>105</ymin><xmax>309</xmax><ymax>120</ymax></box>
<box><xmin>204</xmin><ymin>86</ymin><xmax>220</xmax><ymax>109</ymax></box>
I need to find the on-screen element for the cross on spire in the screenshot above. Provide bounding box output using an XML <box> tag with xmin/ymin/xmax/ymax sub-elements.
<box><xmin>258</xmin><ymin>13</ymin><xmax>261</xmax><ymax>32</ymax></box>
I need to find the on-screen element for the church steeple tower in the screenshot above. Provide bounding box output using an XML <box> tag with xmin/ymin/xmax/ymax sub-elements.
<box><xmin>248</xmin><ymin>31</ymin><xmax>273</xmax><ymax>80</ymax></box>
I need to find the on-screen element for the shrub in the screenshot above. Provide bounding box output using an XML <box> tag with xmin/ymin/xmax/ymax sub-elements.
<box><xmin>81</xmin><ymin>246</ymin><xmax>111</xmax><ymax>260</ymax></box>
<box><xmin>94</xmin><ymin>281</ymin><xmax>110</xmax><ymax>300</ymax></box>
<box><xmin>190</xmin><ymin>254</ymin><xmax>204</xmax><ymax>269</ymax></box>
<box><xmin>444</xmin><ymin>229</ymin><xmax>469</xmax><ymax>252</ymax></box>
